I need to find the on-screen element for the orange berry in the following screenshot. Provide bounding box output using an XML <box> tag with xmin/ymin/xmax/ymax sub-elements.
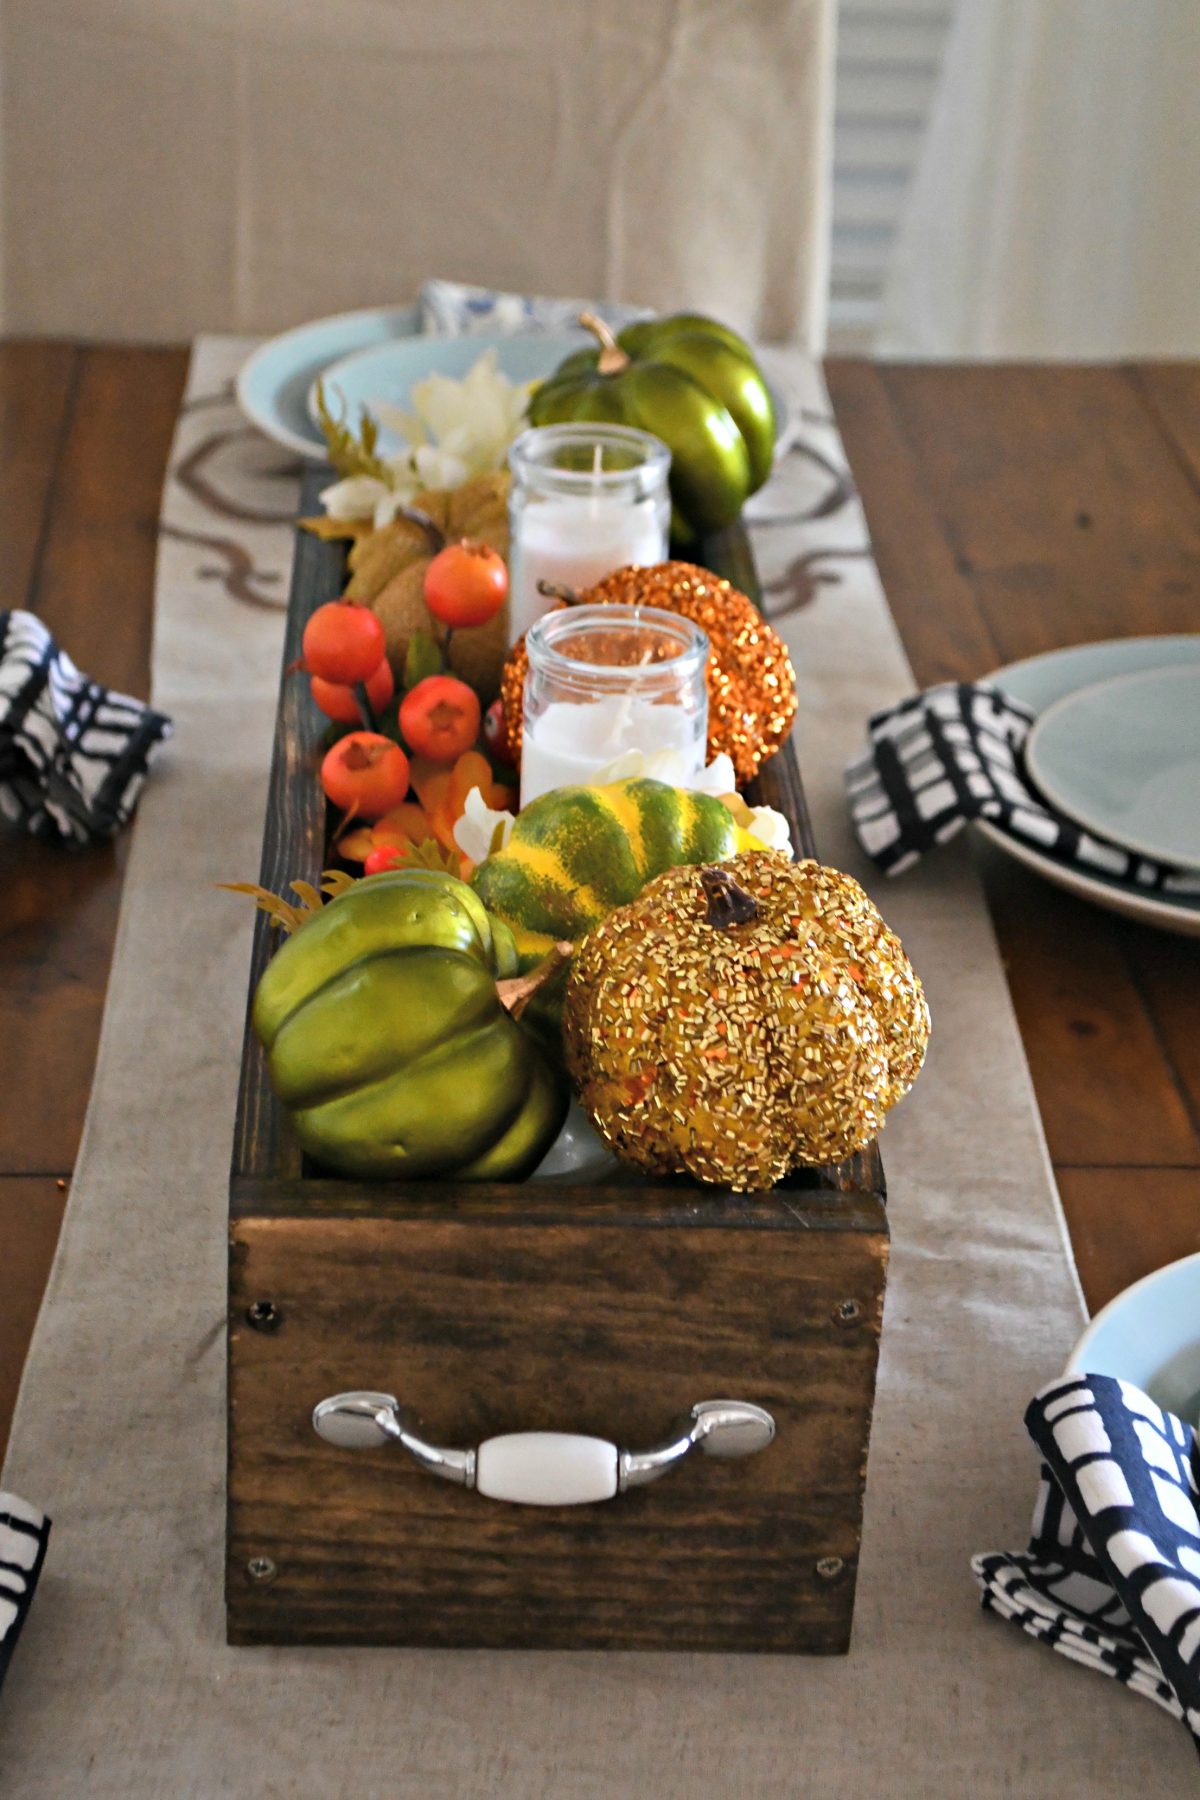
<box><xmin>320</xmin><ymin>731</ymin><xmax>410</xmax><ymax>820</ymax></box>
<box><xmin>309</xmin><ymin>658</ymin><xmax>394</xmax><ymax>723</ymax></box>
<box><xmin>423</xmin><ymin>540</ymin><xmax>508</xmax><ymax>629</ymax></box>
<box><xmin>303</xmin><ymin>601</ymin><xmax>386</xmax><ymax>685</ymax></box>
<box><xmin>399</xmin><ymin>675</ymin><xmax>482</xmax><ymax>762</ymax></box>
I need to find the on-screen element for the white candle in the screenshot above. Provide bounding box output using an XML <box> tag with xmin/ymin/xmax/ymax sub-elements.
<box><xmin>518</xmin><ymin>602</ymin><xmax>710</xmax><ymax>809</ymax></box>
<box><xmin>508</xmin><ymin>498</ymin><xmax>668</xmax><ymax>641</ymax></box>
<box><xmin>507</xmin><ymin>424</ymin><xmax>672</xmax><ymax>644</ymax></box>
<box><xmin>520</xmin><ymin>695</ymin><xmax>701</xmax><ymax>807</ymax></box>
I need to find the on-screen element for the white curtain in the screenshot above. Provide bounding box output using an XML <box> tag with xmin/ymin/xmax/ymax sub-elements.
<box><xmin>878</xmin><ymin>0</ymin><xmax>1200</xmax><ymax>359</ymax></box>
<box><xmin>0</xmin><ymin>0</ymin><xmax>834</xmax><ymax>348</ymax></box>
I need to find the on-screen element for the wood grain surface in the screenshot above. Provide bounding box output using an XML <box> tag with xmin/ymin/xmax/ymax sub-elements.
<box><xmin>227</xmin><ymin>1209</ymin><xmax>887</xmax><ymax>1649</ymax></box>
<box><xmin>3</xmin><ymin>344</ymin><xmax>1199</xmax><ymax>1461</ymax></box>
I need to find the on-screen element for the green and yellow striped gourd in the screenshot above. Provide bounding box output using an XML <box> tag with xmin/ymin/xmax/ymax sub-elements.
<box><xmin>471</xmin><ymin>777</ymin><xmax>763</xmax><ymax>970</ymax></box>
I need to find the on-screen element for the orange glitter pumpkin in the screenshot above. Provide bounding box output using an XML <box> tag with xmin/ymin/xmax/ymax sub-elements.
<box><xmin>498</xmin><ymin>562</ymin><xmax>797</xmax><ymax>787</ymax></box>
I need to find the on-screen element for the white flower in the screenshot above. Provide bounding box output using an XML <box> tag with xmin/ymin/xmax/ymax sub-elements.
<box><xmin>381</xmin><ymin>349</ymin><xmax>532</xmax><ymax>491</ymax></box>
<box><xmin>693</xmin><ymin>753</ymin><xmax>739</xmax><ymax>796</ymax></box>
<box><xmin>407</xmin><ymin>349</ymin><xmax>533</xmax><ymax>473</ymax></box>
<box><xmin>412</xmin><ymin>441</ymin><xmax>472</xmax><ymax>492</ymax></box>
<box><xmin>742</xmin><ymin>805</ymin><xmax>793</xmax><ymax>855</ymax></box>
<box><xmin>453</xmin><ymin>786</ymin><xmax>516</xmax><ymax>865</ymax></box>
<box><xmin>374</xmin><ymin>404</ymin><xmax>428</xmax><ymax>446</ymax></box>
<box><xmin>318</xmin><ymin>474</ymin><xmax>392</xmax><ymax>522</ymax></box>
<box><xmin>321</xmin><ymin>350</ymin><xmax>533</xmax><ymax>527</ymax></box>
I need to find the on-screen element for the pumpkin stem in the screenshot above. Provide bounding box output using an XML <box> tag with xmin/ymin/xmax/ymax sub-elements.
<box><xmin>700</xmin><ymin>866</ymin><xmax>760</xmax><ymax>930</ymax></box>
<box><xmin>392</xmin><ymin>504</ymin><xmax>446</xmax><ymax>555</ymax></box>
<box><xmin>535</xmin><ymin>580</ymin><xmax>583</xmax><ymax>606</ymax></box>
<box><xmin>497</xmin><ymin>941</ymin><xmax>574</xmax><ymax>1019</ymax></box>
<box><xmin>578</xmin><ymin>310</ymin><xmax>630</xmax><ymax>377</ymax></box>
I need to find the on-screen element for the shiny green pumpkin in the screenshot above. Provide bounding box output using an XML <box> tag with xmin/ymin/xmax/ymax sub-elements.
<box><xmin>528</xmin><ymin>312</ymin><xmax>776</xmax><ymax>537</ymax></box>
<box><xmin>252</xmin><ymin>868</ymin><xmax>565</xmax><ymax>1181</ymax></box>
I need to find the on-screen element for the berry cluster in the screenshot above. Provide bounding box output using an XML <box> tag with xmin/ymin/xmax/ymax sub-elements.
<box><xmin>298</xmin><ymin>539</ymin><xmax>510</xmax><ymax>867</ymax></box>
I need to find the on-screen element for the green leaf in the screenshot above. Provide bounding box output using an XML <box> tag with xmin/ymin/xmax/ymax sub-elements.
<box><xmin>403</xmin><ymin>628</ymin><xmax>445</xmax><ymax>690</ymax></box>
<box><xmin>314</xmin><ymin>381</ymin><xmax>390</xmax><ymax>483</ymax></box>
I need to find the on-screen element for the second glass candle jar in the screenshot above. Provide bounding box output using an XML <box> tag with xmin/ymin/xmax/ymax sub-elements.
<box><xmin>520</xmin><ymin>604</ymin><xmax>709</xmax><ymax>807</ymax></box>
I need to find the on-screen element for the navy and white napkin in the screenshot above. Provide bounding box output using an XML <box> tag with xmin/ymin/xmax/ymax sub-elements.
<box><xmin>846</xmin><ymin>680</ymin><xmax>1200</xmax><ymax>896</ymax></box>
<box><xmin>0</xmin><ymin>610</ymin><xmax>171</xmax><ymax>846</ymax></box>
<box><xmin>0</xmin><ymin>1494</ymin><xmax>50</xmax><ymax>1693</ymax></box>
<box><xmin>419</xmin><ymin>277</ymin><xmax>649</xmax><ymax>338</ymax></box>
<box><xmin>975</xmin><ymin>1373</ymin><xmax>1200</xmax><ymax>1748</ymax></box>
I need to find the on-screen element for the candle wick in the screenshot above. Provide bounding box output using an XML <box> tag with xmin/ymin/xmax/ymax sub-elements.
<box><xmin>611</xmin><ymin>645</ymin><xmax>655</xmax><ymax>744</ymax></box>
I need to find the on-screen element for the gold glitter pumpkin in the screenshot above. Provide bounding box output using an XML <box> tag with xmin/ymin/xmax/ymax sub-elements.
<box><xmin>563</xmin><ymin>851</ymin><xmax>930</xmax><ymax>1192</ymax></box>
<box><xmin>498</xmin><ymin>562</ymin><xmax>797</xmax><ymax>786</ymax></box>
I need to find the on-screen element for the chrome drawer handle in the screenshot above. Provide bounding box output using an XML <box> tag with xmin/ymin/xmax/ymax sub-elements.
<box><xmin>312</xmin><ymin>1392</ymin><xmax>775</xmax><ymax>1507</ymax></box>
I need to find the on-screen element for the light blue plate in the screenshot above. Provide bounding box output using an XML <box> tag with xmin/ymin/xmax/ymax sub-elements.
<box><xmin>1026</xmin><ymin>666</ymin><xmax>1200</xmax><ymax>870</ymax></box>
<box><xmin>1066</xmin><ymin>1252</ymin><xmax>1200</xmax><ymax>1422</ymax></box>
<box><xmin>311</xmin><ymin>330</ymin><xmax>592</xmax><ymax>456</ymax></box>
<box><xmin>312</xmin><ymin>332</ymin><xmax>795</xmax><ymax>461</ymax></box>
<box><xmin>236</xmin><ymin>304</ymin><xmax>421</xmax><ymax>461</ymax></box>
<box><xmin>978</xmin><ymin>634</ymin><xmax>1200</xmax><ymax>936</ymax></box>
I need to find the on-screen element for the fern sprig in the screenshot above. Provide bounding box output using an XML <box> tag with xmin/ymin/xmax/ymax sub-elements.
<box><xmin>220</xmin><ymin>868</ymin><xmax>359</xmax><ymax>935</ymax></box>
<box><xmin>314</xmin><ymin>381</ymin><xmax>390</xmax><ymax>483</ymax></box>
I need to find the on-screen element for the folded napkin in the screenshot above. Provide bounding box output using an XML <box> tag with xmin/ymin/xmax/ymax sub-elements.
<box><xmin>974</xmin><ymin>1373</ymin><xmax>1200</xmax><ymax>1749</ymax></box>
<box><xmin>846</xmin><ymin>680</ymin><xmax>1200</xmax><ymax>895</ymax></box>
<box><xmin>0</xmin><ymin>1494</ymin><xmax>50</xmax><ymax>1693</ymax></box>
<box><xmin>0</xmin><ymin>610</ymin><xmax>171</xmax><ymax>846</ymax></box>
<box><xmin>419</xmin><ymin>277</ymin><xmax>649</xmax><ymax>338</ymax></box>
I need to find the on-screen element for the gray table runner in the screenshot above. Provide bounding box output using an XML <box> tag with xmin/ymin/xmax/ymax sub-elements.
<box><xmin>1</xmin><ymin>338</ymin><xmax>1189</xmax><ymax>1795</ymax></box>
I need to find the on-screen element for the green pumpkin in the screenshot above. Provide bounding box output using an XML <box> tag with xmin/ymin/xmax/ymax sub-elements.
<box><xmin>252</xmin><ymin>868</ymin><xmax>564</xmax><ymax>1181</ymax></box>
<box><xmin>529</xmin><ymin>312</ymin><xmax>776</xmax><ymax>537</ymax></box>
<box><xmin>470</xmin><ymin>777</ymin><xmax>762</xmax><ymax>972</ymax></box>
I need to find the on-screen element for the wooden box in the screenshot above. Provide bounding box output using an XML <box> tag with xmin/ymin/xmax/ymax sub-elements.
<box><xmin>227</xmin><ymin>494</ymin><xmax>888</xmax><ymax>1653</ymax></box>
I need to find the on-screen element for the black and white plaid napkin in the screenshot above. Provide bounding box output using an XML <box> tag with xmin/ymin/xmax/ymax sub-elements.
<box><xmin>0</xmin><ymin>610</ymin><xmax>171</xmax><ymax>846</ymax></box>
<box><xmin>975</xmin><ymin>1373</ymin><xmax>1200</xmax><ymax>1749</ymax></box>
<box><xmin>0</xmin><ymin>1493</ymin><xmax>50</xmax><ymax>1692</ymax></box>
<box><xmin>846</xmin><ymin>681</ymin><xmax>1200</xmax><ymax>896</ymax></box>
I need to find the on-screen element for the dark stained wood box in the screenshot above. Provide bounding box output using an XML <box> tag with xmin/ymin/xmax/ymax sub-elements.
<box><xmin>227</xmin><ymin>486</ymin><xmax>888</xmax><ymax>1652</ymax></box>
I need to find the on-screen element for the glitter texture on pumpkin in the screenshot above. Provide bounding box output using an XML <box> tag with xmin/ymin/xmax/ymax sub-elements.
<box><xmin>563</xmin><ymin>851</ymin><xmax>930</xmax><ymax>1191</ymax></box>
<box><xmin>498</xmin><ymin>562</ymin><xmax>798</xmax><ymax>787</ymax></box>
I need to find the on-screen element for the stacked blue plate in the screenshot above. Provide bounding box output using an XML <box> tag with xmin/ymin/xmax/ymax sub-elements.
<box><xmin>983</xmin><ymin>635</ymin><xmax>1200</xmax><ymax>936</ymax></box>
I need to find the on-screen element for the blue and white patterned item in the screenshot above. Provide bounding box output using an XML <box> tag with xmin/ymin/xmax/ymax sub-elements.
<box><xmin>419</xmin><ymin>278</ymin><xmax>650</xmax><ymax>339</ymax></box>
<box><xmin>975</xmin><ymin>1374</ymin><xmax>1200</xmax><ymax>1749</ymax></box>
<box><xmin>0</xmin><ymin>610</ymin><xmax>171</xmax><ymax>846</ymax></box>
<box><xmin>0</xmin><ymin>1494</ymin><xmax>49</xmax><ymax>1691</ymax></box>
<box><xmin>846</xmin><ymin>681</ymin><xmax>1200</xmax><ymax>895</ymax></box>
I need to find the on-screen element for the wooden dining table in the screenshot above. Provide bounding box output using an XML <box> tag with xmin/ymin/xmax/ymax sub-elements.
<box><xmin>2</xmin><ymin>344</ymin><xmax>1197</xmax><ymax>1461</ymax></box>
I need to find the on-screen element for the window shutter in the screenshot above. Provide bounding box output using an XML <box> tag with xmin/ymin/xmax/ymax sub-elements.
<box><xmin>832</xmin><ymin>1</ymin><xmax>954</xmax><ymax>345</ymax></box>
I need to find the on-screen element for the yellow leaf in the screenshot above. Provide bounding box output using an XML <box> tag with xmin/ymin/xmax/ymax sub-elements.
<box><xmin>320</xmin><ymin>870</ymin><xmax>358</xmax><ymax>899</ymax></box>
<box><xmin>288</xmin><ymin>880</ymin><xmax>324</xmax><ymax>913</ymax></box>
<box><xmin>338</xmin><ymin>827</ymin><xmax>377</xmax><ymax>862</ymax></box>
<box><xmin>218</xmin><ymin>869</ymin><xmax>362</xmax><ymax>934</ymax></box>
<box><xmin>405</xmin><ymin>838</ymin><xmax>463</xmax><ymax>874</ymax></box>
<box><xmin>298</xmin><ymin>513</ymin><xmax>371</xmax><ymax>543</ymax></box>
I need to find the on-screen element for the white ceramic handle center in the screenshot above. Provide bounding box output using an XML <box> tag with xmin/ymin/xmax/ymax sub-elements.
<box><xmin>312</xmin><ymin>1393</ymin><xmax>776</xmax><ymax>1503</ymax></box>
<box><xmin>474</xmin><ymin>1431</ymin><xmax>618</xmax><ymax>1506</ymax></box>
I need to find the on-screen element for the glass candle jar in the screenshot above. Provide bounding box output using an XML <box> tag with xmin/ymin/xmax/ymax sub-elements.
<box><xmin>520</xmin><ymin>603</ymin><xmax>709</xmax><ymax>807</ymax></box>
<box><xmin>506</xmin><ymin>424</ymin><xmax>671</xmax><ymax>643</ymax></box>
